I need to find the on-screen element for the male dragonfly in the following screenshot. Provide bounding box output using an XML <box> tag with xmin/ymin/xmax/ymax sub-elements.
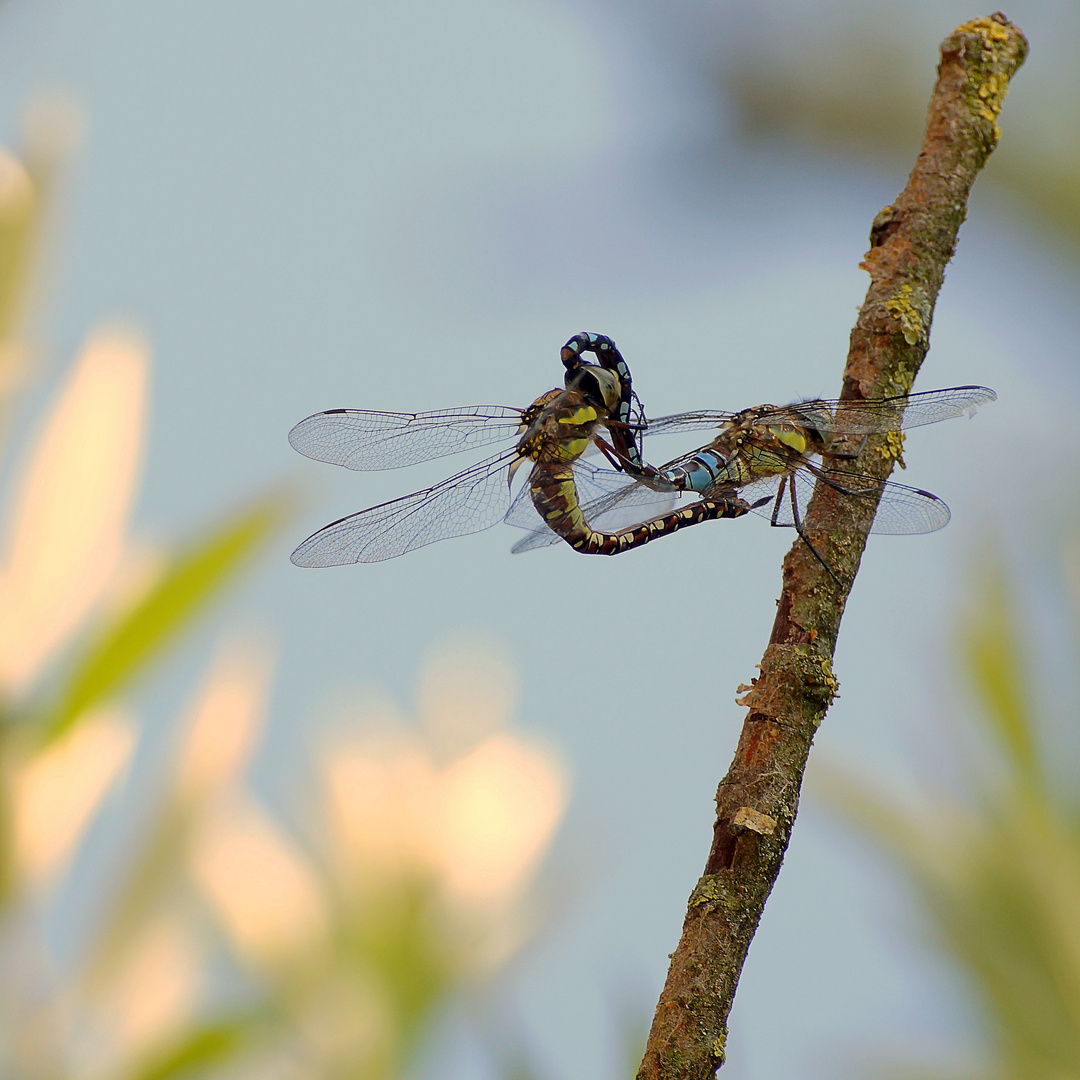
<box><xmin>509</xmin><ymin>385</ymin><xmax>996</xmax><ymax>580</ymax></box>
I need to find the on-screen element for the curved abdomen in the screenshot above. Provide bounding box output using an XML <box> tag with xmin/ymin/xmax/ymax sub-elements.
<box><xmin>529</xmin><ymin>463</ymin><xmax>749</xmax><ymax>556</ymax></box>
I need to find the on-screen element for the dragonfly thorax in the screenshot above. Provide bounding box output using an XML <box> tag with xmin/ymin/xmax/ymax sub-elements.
<box><xmin>516</xmin><ymin>388</ymin><xmax>605</xmax><ymax>465</ymax></box>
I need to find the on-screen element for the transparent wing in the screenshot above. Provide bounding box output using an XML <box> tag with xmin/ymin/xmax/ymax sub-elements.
<box><xmin>508</xmin><ymin>460</ymin><xmax>679</xmax><ymax>554</ymax></box>
<box><xmin>754</xmin><ymin>467</ymin><xmax>951</xmax><ymax>535</ymax></box>
<box><xmin>644</xmin><ymin>386</ymin><xmax>995</xmax><ymax>438</ymax></box>
<box><xmin>291</xmin><ymin>449</ymin><xmax>519</xmax><ymax>566</ymax></box>
<box><xmin>642</xmin><ymin>410</ymin><xmax>735</xmax><ymax>436</ymax></box>
<box><xmin>775</xmin><ymin>386</ymin><xmax>996</xmax><ymax>435</ymax></box>
<box><xmin>289</xmin><ymin>405</ymin><xmax>525</xmax><ymax>470</ymax></box>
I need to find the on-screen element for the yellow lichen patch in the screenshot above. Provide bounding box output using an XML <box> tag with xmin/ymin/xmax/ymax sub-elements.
<box><xmin>878</xmin><ymin>429</ymin><xmax>907</xmax><ymax>469</ymax></box>
<box><xmin>712</xmin><ymin>1033</ymin><xmax>727</xmax><ymax>1064</ymax></box>
<box><xmin>816</xmin><ymin>656</ymin><xmax>840</xmax><ymax>707</ymax></box>
<box><xmin>881</xmin><ymin>365</ymin><xmax>917</xmax><ymax>401</ymax></box>
<box><xmin>885</xmin><ymin>283</ymin><xmax>929</xmax><ymax>347</ymax></box>
<box><xmin>958</xmin><ymin>15</ymin><xmax>1011</xmax><ymax>44</ymax></box>
<box><xmin>976</xmin><ymin>72</ymin><xmax>1009</xmax><ymax>138</ymax></box>
<box><xmin>955</xmin><ymin>16</ymin><xmax>1017</xmax><ymax>141</ymax></box>
<box><xmin>690</xmin><ymin>875</ymin><xmax>722</xmax><ymax>907</ymax></box>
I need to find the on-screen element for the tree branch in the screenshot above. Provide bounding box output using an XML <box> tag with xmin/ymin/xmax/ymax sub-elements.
<box><xmin>636</xmin><ymin>14</ymin><xmax>1028</xmax><ymax>1079</ymax></box>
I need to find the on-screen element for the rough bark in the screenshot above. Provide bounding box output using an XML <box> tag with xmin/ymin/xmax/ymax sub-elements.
<box><xmin>636</xmin><ymin>14</ymin><xmax>1028</xmax><ymax>1079</ymax></box>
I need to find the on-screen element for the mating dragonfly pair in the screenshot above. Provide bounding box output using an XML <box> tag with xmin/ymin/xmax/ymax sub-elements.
<box><xmin>289</xmin><ymin>332</ymin><xmax>995</xmax><ymax>579</ymax></box>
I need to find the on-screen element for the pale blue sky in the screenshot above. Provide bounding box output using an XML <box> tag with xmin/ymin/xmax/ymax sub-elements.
<box><xmin>0</xmin><ymin>2</ymin><xmax>1074</xmax><ymax>1078</ymax></box>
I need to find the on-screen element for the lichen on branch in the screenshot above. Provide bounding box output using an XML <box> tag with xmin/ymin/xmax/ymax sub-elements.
<box><xmin>636</xmin><ymin>14</ymin><xmax>1028</xmax><ymax>1080</ymax></box>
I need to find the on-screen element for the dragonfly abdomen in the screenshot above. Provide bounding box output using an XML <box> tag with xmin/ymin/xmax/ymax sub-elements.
<box><xmin>664</xmin><ymin>449</ymin><xmax>736</xmax><ymax>493</ymax></box>
<box><xmin>561</xmin><ymin>332</ymin><xmax>648</xmax><ymax>476</ymax></box>
<box><xmin>529</xmin><ymin>462</ymin><xmax>750</xmax><ymax>556</ymax></box>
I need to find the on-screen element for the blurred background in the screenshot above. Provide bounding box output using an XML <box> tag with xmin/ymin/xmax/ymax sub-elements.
<box><xmin>0</xmin><ymin>1</ymin><xmax>1077</xmax><ymax>1078</ymax></box>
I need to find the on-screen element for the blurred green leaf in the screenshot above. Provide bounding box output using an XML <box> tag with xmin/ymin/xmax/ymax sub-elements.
<box><xmin>722</xmin><ymin>6</ymin><xmax>1080</xmax><ymax>252</ymax></box>
<box><xmin>962</xmin><ymin>564</ymin><xmax>1041</xmax><ymax>791</ymax></box>
<box><xmin>33</xmin><ymin>492</ymin><xmax>290</xmax><ymax>744</ymax></box>
<box><xmin>120</xmin><ymin>1015</ymin><xmax>259</xmax><ymax>1080</ymax></box>
<box><xmin>81</xmin><ymin>803</ymin><xmax>192</xmax><ymax>991</ymax></box>
<box><xmin>822</xmin><ymin>550</ymin><xmax>1080</xmax><ymax>1079</ymax></box>
<box><xmin>0</xmin><ymin>152</ymin><xmax>38</xmax><ymax>345</ymax></box>
<box><xmin>348</xmin><ymin>876</ymin><xmax>459</xmax><ymax>1047</ymax></box>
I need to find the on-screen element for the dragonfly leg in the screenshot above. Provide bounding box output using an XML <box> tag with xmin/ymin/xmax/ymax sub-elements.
<box><xmin>592</xmin><ymin>434</ymin><xmax>625</xmax><ymax>471</ymax></box>
<box><xmin>765</xmin><ymin>473</ymin><xmax>840</xmax><ymax>579</ymax></box>
<box><xmin>820</xmin><ymin>434</ymin><xmax>868</xmax><ymax>461</ymax></box>
<box><xmin>806</xmin><ymin>462</ymin><xmax>873</xmax><ymax>499</ymax></box>
<box><xmin>590</xmin><ymin>432</ymin><xmax>665</xmax><ymax>484</ymax></box>
<box><xmin>597</xmin><ymin>429</ymin><xmax>671</xmax><ymax>488</ymax></box>
<box><xmin>770</xmin><ymin>477</ymin><xmax>791</xmax><ymax>528</ymax></box>
<box><xmin>786</xmin><ymin>476</ymin><xmax>843</xmax><ymax>586</ymax></box>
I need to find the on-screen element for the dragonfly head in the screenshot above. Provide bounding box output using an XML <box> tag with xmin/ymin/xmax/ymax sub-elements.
<box><xmin>563</xmin><ymin>359</ymin><xmax>622</xmax><ymax>413</ymax></box>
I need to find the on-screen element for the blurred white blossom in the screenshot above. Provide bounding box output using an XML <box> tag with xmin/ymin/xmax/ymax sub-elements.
<box><xmin>326</xmin><ymin>642</ymin><xmax>564</xmax><ymax>900</ymax></box>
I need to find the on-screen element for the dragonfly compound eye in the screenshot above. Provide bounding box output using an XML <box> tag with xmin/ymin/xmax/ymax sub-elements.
<box><xmin>565</xmin><ymin>362</ymin><xmax>621</xmax><ymax>411</ymax></box>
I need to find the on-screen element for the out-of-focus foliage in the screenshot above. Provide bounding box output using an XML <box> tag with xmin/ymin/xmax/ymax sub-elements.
<box><xmin>825</xmin><ymin>549</ymin><xmax>1080</xmax><ymax>1080</ymax></box>
<box><xmin>0</xmin><ymin>115</ymin><xmax>567</xmax><ymax>1080</ymax></box>
<box><xmin>722</xmin><ymin>3</ymin><xmax>1080</xmax><ymax>249</ymax></box>
<box><xmin>0</xmin><ymin>122</ymin><xmax>286</xmax><ymax>1071</ymax></box>
<box><xmin>32</xmin><ymin>492</ymin><xmax>289</xmax><ymax>744</ymax></box>
<box><xmin>189</xmin><ymin>643</ymin><xmax>566</xmax><ymax>1077</ymax></box>
<box><xmin>0</xmin><ymin>100</ymin><xmax>82</xmax><ymax>454</ymax></box>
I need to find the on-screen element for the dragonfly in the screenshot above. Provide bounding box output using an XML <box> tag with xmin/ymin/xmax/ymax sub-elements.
<box><xmin>288</xmin><ymin>333</ymin><xmax>752</xmax><ymax>566</ymax></box>
<box><xmin>509</xmin><ymin>385</ymin><xmax>997</xmax><ymax>580</ymax></box>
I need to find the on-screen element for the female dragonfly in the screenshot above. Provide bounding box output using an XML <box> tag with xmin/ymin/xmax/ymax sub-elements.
<box><xmin>510</xmin><ymin>384</ymin><xmax>996</xmax><ymax>579</ymax></box>
<box><xmin>288</xmin><ymin>333</ymin><xmax>749</xmax><ymax>566</ymax></box>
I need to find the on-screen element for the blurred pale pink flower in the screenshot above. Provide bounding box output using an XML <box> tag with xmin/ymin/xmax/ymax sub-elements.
<box><xmin>0</xmin><ymin>327</ymin><xmax>147</xmax><ymax>695</ymax></box>
<box><xmin>324</xmin><ymin>730</ymin><xmax>440</xmax><ymax>877</ymax></box>
<box><xmin>176</xmin><ymin>639</ymin><xmax>274</xmax><ymax>799</ymax></box>
<box><xmin>177</xmin><ymin>637</ymin><xmax>329</xmax><ymax>965</ymax></box>
<box><xmin>12</xmin><ymin>705</ymin><xmax>135</xmax><ymax>887</ymax></box>
<box><xmin>323</xmin><ymin>728</ymin><xmax>565</xmax><ymax>908</ymax></box>
<box><xmin>189</xmin><ymin>639</ymin><xmax>567</xmax><ymax>999</ymax></box>
<box><xmin>189</xmin><ymin>790</ymin><xmax>327</xmax><ymax>963</ymax></box>
<box><xmin>75</xmin><ymin>912</ymin><xmax>201</xmax><ymax>1079</ymax></box>
<box><xmin>322</xmin><ymin>641</ymin><xmax>568</xmax><ymax>925</ymax></box>
<box><xmin>438</xmin><ymin>733</ymin><xmax>565</xmax><ymax>904</ymax></box>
